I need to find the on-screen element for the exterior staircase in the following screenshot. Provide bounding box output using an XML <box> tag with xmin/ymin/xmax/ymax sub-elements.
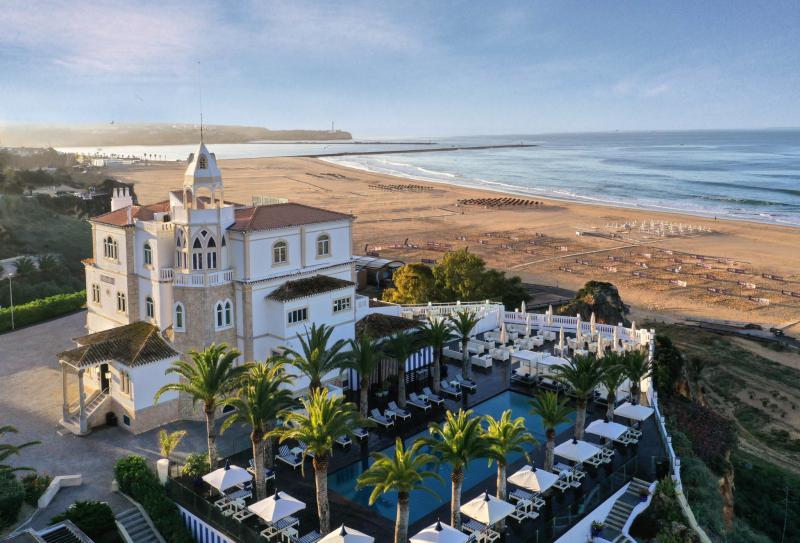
<box><xmin>116</xmin><ymin>507</ymin><xmax>164</xmax><ymax>543</ymax></box>
<box><xmin>60</xmin><ymin>391</ymin><xmax>108</xmax><ymax>435</ymax></box>
<box><xmin>603</xmin><ymin>477</ymin><xmax>651</xmax><ymax>541</ymax></box>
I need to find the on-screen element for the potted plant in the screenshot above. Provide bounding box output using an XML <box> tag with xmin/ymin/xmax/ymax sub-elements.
<box><xmin>591</xmin><ymin>521</ymin><xmax>604</xmax><ymax>537</ymax></box>
<box><xmin>639</xmin><ymin>487</ymin><xmax>650</xmax><ymax>502</ymax></box>
<box><xmin>181</xmin><ymin>452</ymin><xmax>211</xmax><ymax>489</ymax></box>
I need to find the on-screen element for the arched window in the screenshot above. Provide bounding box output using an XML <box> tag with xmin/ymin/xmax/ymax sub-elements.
<box><xmin>215</xmin><ymin>302</ymin><xmax>224</xmax><ymax>328</ymax></box>
<box><xmin>273</xmin><ymin>241</ymin><xmax>287</xmax><ymax>264</ymax></box>
<box><xmin>192</xmin><ymin>237</ymin><xmax>203</xmax><ymax>270</ymax></box>
<box><xmin>103</xmin><ymin>236</ymin><xmax>118</xmax><ymax>259</ymax></box>
<box><xmin>145</xmin><ymin>296</ymin><xmax>154</xmax><ymax>319</ymax></box>
<box><xmin>198</xmin><ymin>154</ymin><xmax>208</xmax><ymax>169</ymax></box>
<box><xmin>174</xmin><ymin>303</ymin><xmax>185</xmax><ymax>331</ymax></box>
<box><xmin>224</xmin><ymin>300</ymin><xmax>232</xmax><ymax>326</ymax></box>
<box><xmin>207</xmin><ymin>237</ymin><xmax>216</xmax><ymax>248</ymax></box>
<box><xmin>206</xmin><ymin>236</ymin><xmax>217</xmax><ymax>269</ymax></box>
<box><xmin>317</xmin><ymin>234</ymin><xmax>330</xmax><ymax>257</ymax></box>
<box><xmin>193</xmin><ymin>238</ymin><xmax>203</xmax><ymax>248</ymax></box>
<box><xmin>143</xmin><ymin>242</ymin><xmax>152</xmax><ymax>266</ymax></box>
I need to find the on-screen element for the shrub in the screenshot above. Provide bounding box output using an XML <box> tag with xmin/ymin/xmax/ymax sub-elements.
<box><xmin>666</xmin><ymin>397</ymin><xmax>736</xmax><ymax>473</ymax></box>
<box><xmin>0</xmin><ymin>290</ymin><xmax>85</xmax><ymax>332</ymax></box>
<box><xmin>51</xmin><ymin>500</ymin><xmax>117</xmax><ymax>543</ymax></box>
<box><xmin>681</xmin><ymin>457</ymin><xmax>725</xmax><ymax>537</ymax></box>
<box><xmin>0</xmin><ymin>476</ymin><xmax>24</xmax><ymax>528</ymax></box>
<box><xmin>21</xmin><ymin>472</ymin><xmax>52</xmax><ymax>507</ymax></box>
<box><xmin>114</xmin><ymin>456</ymin><xmax>193</xmax><ymax>543</ymax></box>
<box><xmin>181</xmin><ymin>452</ymin><xmax>210</xmax><ymax>480</ymax></box>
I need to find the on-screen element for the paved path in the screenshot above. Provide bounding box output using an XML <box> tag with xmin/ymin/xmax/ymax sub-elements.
<box><xmin>0</xmin><ymin>312</ymin><xmax>249</xmax><ymax>530</ymax></box>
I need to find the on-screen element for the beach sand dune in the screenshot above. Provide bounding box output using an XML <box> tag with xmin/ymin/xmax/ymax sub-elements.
<box><xmin>115</xmin><ymin>156</ymin><xmax>800</xmax><ymax>335</ymax></box>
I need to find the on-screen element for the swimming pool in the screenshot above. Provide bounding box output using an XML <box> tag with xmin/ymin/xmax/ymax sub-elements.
<box><xmin>328</xmin><ymin>391</ymin><xmax>575</xmax><ymax>524</ymax></box>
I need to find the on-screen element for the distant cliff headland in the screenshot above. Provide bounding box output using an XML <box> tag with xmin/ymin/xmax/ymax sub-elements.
<box><xmin>0</xmin><ymin>123</ymin><xmax>352</xmax><ymax>147</ymax></box>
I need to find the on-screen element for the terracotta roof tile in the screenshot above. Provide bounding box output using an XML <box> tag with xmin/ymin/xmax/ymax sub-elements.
<box><xmin>229</xmin><ymin>203</ymin><xmax>353</xmax><ymax>232</ymax></box>
<box><xmin>356</xmin><ymin>313</ymin><xmax>420</xmax><ymax>340</ymax></box>
<box><xmin>59</xmin><ymin>321</ymin><xmax>178</xmax><ymax>368</ymax></box>
<box><xmin>267</xmin><ymin>274</ymin><xmax>354</xmax><ymax>302</ymax></box>
<box><xmin>91</xmin><ymin>200</ymin><xmax>170</xmax><ymax>226</ymax></box>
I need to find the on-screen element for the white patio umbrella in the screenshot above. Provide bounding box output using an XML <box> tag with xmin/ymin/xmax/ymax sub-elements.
<box><xmin>585</xmin><ymin>419</ymin><xmax>629</xmax><ymax>441</ymax></box>
<box><xmin>248</xmin><ymin>491</ymin><xmax>306</xmax><ymax>523</ymax></box>
<box><xmin>507</xmin><ymin>465</ymin><xmax>559</xmax><ymax>493</ymax></box>
<box><xmin>630</xmin><ymin>321</ymin><xmax>637</xmax><ymax>341</ymax></box>
<box><xmin>546</xmin><ymin>305</ymin><xmax>553</xmax><ymax>326</ymax></box>
<box><xmin>496</xmin><ymin>308</ymin><xmax>503</xmax><ymax>329</ymax></box>
<box><xmin>590</xmin><ymin>312</ymin><xmax>596</xmax><ymax>336</ymax></box>
<box><xmin>410</xmin><ymin>521</ymin><xmax>468</xmax><ymax>543</ymax></box>
<box><xmin>520</xmin><ymin>300</ymin><xmax>526</xmax><ymax>314</ymax></box>
<box><xmin>319</xmin><ymin>525</ymin><xmax>374</xmax><ymax>543</ymax></box>
<box><xmin>499</xmin><ymin>322</ymin><xmax>508</xmax><ymax>345</ymax></box>
<box><xmin>575</xmin><ymin>314</ymin><xmax>582</xmax><ymax>344</ymax></box>
<box><xmin>614</xmin><ymin>402</ymin><xmax>654</xmax><ymax>421</ymax></box>
<box><xmin>596</xmin><ymin>334</ymin><xmax>605</xmax><ymax>359</ymax></box>
<box><xmin>202</xmin><ymin>461</ymin><xmax>252</xmax><ymax>493</ymax></box>
<box><xmin>612</xmin><ymin>326</ymin><xmax>620</xmax><ymax>352</ymax></box>
<box><xmin>460</xmin><ymin>491</ymin><xmax>515</xmax><ymax>525</ymax></box>
<box><xmin>558</xmin><ymin>327</ymin><xmax>565</xmax><ymax>353</ymax></box>
<box><xmin>525</xmin><ymin>313</ymin><xmax>532</xmax><ymax>337</ymax></box>
<box><xmin>554</xmin><ymin>439</ymin><xmax>602</xmax><ymax>463</ymax></box>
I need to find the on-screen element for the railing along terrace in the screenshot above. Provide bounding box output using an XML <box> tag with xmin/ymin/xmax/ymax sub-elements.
<box><xmin>141</xmin><ymin>221</ymin><xmax>175</xmax><ymax>235</ymax></box>
<box><xmin>173</xmin><ymin>269</ymin><xmax>234</xmax><ymax>287</ymax></box>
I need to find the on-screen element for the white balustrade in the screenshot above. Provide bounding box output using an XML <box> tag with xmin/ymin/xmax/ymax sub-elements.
<box><xmin>173</xmin><ymin>269</ymin><xmax>233</xmax><ymax>287</ymax></box>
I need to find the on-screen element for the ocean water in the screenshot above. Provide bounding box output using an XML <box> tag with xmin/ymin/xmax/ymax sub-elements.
<box><xmin>324</xmin><ymin>130</ymin><xmax>800</xmax><ymax>227</ymax></box>
<box><xmin>59</xmin><ymin>129</ymin><xmax>800</xmax><ymax>226</ymax></box>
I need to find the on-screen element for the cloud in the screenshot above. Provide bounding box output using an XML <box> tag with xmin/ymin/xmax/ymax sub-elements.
<box><xmin>612</xmin><ymin>75</ymin><xmax>673</xmax><ymax>98</ymax></box>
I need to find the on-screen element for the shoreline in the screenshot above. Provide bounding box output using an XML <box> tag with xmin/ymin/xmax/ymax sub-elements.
<box><xmin>303</xmin><ymin>143</ymin><xmax>536</xmax><ymax>158</ymax></box>
<box><xmin>320</xmin><ymin>156</ymin><xmax>799</xmax><ymax>230</ymax></box>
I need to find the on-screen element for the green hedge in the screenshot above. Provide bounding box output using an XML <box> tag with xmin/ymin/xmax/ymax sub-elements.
<box><xmin>0</xmin><ymin>290</ymin><xmax>85</xmax><ymax>332</ymax></box>
<box><xmin>0</xmin><ymin>476</ymin><xmax>25</xmax><ymax>529</ymax></box>
<box><xmin>114</xmin><ymin>456</ymin><xmax>193</xmax><ymax>543</ymax></box>
<box><xmin>51</xmin><ymin>500</ymin><xmax>119</xmax><ymax>543</ymax></box>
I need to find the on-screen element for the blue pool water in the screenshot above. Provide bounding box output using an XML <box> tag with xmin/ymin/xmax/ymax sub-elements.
<box><xmin>328</xmin><ymin>391</ymin><xmax>575</xmax><ymax>524</ymax></box>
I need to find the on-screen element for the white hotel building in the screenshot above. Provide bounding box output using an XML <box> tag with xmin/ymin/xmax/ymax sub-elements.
<box><xmin>58</xmin><ymin>143</ymin><xmax>382</xmax><ymax>435</ymax></box>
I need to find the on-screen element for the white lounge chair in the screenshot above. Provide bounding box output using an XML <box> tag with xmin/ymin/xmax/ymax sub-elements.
<box><xmin>387</xmin><ymin>401</ymin><xmax>412</xmax><ymax>420</ymax></box>
<box><xmin>297</xmin><ymin>441</ymin><xmax>315</xmax><ymax>458</ymax></box>
<box><xmin>369</xmin><ymin>408</ymin><xmax>394</xmax><ymax>429</ymax></box>
<box><xmin>422</xmin><ymin>387</ymin><xmax>444</xmax><ymax>406</ymax></box>
<box><xmin>247</xmin><ymin>458</ymin><xmax>276</xmax><ymax>481</ymax></box>
<box><xmin>407</xmin><ymin>393</ymin><xmax>431</xmax><ymax>411</ymax></box>
<box><xmin>335</xmin><ymin>434</ymin><xmax>352</xmax><ymax>448</ymax></box>
<box><xmin>276</xmin><ymin>445</ymin><xmax>302</xmax><ymax>469</ymax></box>
<box><xmin>352</xmin><ymin>427</ymin><xmax>369</xmax><ymax>441</ymax></box>
<box><xmin>455</xmin><ymin>375</ymin><xmax>477</xmax><ymax>392</ymax></box>
<box><xmin>439</xmin><ymin>380</ymin><xmax>462</xmax><ymax>399</ymax></box>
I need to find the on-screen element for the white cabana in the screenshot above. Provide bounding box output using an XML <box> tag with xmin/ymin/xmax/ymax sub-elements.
<box><xmin>319</xmin><ymin>525</ymin><xmax>374</xmax><ymax>543</ymax></box>
<box><xmin>614</xmin><ymin>402</ymin><xmax>654</xmax><ymax>421</ymax></box>
<box><xmin>460</xmin><ymin>491</ymin><xmax>515</xmax><ymax>525</ymax></box>
<box><xmin>410</xmin><ymin>521</ymin><xmax>468</xmax><ymax>543</ymax></box>
<box><xmin>202</xmin><ymin>462</ymin><xmax>252</xmax><ymax>493</ymax></box>
<box><xmin>507</xmin><ymin>465</ymin><xmax>559</xmax><ymax>493</ymax></box>
<box><xmin>540</xmin><ymin>355</ymin><xmax>568</xmax><ymax>368</ymax></box>
<box><xmin>585</xmin><ymin>419</ymin><xmax>629</xmax><ymax>441</ymax></box>
<box><xmin>554</xmin><ymin>439</ymin><xmax>602</xmax><ymax>464</ymax></box>
<box><xmin>248</xmin><ymin>491</ymin><xmax>306</xmax><ymax>523</ymax></box>
<box><xmin>590</xmin><ymin>312</ymin><xmax>596</xmax><ymax>336</ymax></box>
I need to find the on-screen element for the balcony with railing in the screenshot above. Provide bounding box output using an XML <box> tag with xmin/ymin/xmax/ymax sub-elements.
<box><xmin>173</xmin><ymin>269</ymin><xmax>234</xmax><ymax>287</ymax></box>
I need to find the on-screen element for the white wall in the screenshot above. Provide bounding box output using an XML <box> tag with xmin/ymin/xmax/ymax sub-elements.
<box><xmin>129</xmin><ymin>357</ymin><xmax>179</xmax><ymax>411</ymax></box>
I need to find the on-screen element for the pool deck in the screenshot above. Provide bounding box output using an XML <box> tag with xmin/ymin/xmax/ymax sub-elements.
<box><xmin>188</xmin><ymin>343</ymin><xmax>665</xmax><ymax>543</ymax></box>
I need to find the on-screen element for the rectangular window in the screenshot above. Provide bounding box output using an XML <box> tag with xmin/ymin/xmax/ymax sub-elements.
<box><xmin>122</xmin><ymin>414</ymin><xmax>131</xmax><ymax>427</ymax></box>
<box><xmin>332</xmin><ymin>296</ymin><xmax>351</xmax><ymax>313</ymax></box>
<box><xmin>287</xmin><ymin>307</ymin><xmax>308</xmax><ymax>324</ymax></box>
<box><xmin>117</xmin><ymin>292</ymin><xmax>127</xmax><ymax>312</ymax></box>
<box><xmin>91</xmin><ymin>284</ymin><xmax>101</xmax><ymax>303</ymax></box>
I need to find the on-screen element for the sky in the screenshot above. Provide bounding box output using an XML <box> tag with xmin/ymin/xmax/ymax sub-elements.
<box><xmin>0</xmin><ymin>0</ymin><xmax>798</xmax><ymax>137</ymax></box>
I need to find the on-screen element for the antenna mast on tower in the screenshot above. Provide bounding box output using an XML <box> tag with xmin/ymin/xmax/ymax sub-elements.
<box><xmin>198</xmin><ymin>60</ymin><xmax>204</xmax><ymax>143</ymax></box>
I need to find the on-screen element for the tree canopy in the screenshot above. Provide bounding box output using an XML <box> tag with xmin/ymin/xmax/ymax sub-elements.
<box><xmin>558</xmin><ymin>280</ymin><xmax>629</xmax><ymax>324</ymax></box>
<box><xmin>382</xmin><ymin>263</ymin><xmax>436</xmax><ymax>304</ymax></box>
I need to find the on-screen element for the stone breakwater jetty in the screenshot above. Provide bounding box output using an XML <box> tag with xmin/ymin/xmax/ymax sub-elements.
<box><xmin>304</xmin><ymin>143</ymin><xmax>537</xmax><ymax>157</ymax></box>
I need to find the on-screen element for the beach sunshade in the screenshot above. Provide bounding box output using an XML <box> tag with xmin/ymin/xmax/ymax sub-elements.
<box><xmin>630</xmin><ymin>321</ymin><xmax>637</xmax><ymax>341</ymax></box>
<box><xmin>410</xmin><ymin>521</ymin><xmax>468</xmax><ymax>543</ymax></box>
<box><xmin>585</xmin><ymin>419</ymin><xmax>629</xmax><ymax>441</ymax></box>
<box><xmin>508</xmin><ymin>465</ymin><xmax>559</xmax><ymax>493</ymax></box>
<box><xmin>248</xmin><ymin>491</ymin><xmax>306</xmax><ymax>523</ymax></box>
<box><xmin>526</xmin><ymin>313</ymin><xmax>532</xmax><ymax>335</ymax></box>
<box><xmin>202</xmin><ymin>462</ymin><xmax>252</xmax><ymax>492</ymax></box>
<box><xmin>496</xmin><ymin>308</ymin><xmax>503</xmax><ymax>328</ymax></box>
<box><xmin>614</xmin><ymin>402</ymin><xmax>654</xmax><ymax>422</ymax></box>
<box><xmin>318</xmin><ymin>525</ymin><xmax>374</xmax><ymax>543</ymax></box>
<box><xmin>590</xmin><ymin>312</ymin><xmax>596</xmax><ymax>336</ymax></box>
<box><xmin>554</xmin><ymin>439</ymin><xmax>602</xmax><ymax>463</ymax></box>
<box><xmin>460</xmin><ymin>491</ymin><xmax>515</xmax><ymax>525</ymax></box>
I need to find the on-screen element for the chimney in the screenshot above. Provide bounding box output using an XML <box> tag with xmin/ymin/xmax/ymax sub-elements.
<box><xmin>111</xmin><ymin>186</ymin><xmax>133</xmax><ymax>212</ymax></box>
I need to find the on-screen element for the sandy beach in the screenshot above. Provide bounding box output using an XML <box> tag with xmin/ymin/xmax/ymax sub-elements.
<box><xmin>115</xmin><ymin>156</ymin><xmax>800</xmax><ymax>335</ymax></box>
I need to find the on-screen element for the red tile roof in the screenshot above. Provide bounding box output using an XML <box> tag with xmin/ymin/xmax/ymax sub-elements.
<box><xmin>91</xmin><ymin>200</ymin><xmax>170</xmax><ymax>226</ymax></box>
<box><xmin>229</xmin><ymin>203</ymin><xmax>353</xmax><ymax>232</ymax></box>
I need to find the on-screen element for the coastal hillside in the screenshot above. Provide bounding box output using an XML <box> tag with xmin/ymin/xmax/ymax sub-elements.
<box><xmin>0</xmin><ymin>123</ymin><xmax>352</xmax><ymax>147</ymax></box>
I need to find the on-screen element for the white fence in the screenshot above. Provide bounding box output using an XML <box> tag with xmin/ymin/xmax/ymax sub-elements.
<box><xmin>177</xmin><ymin>505</ymin><xmax>235</xmax><ymax>543</ymax></box>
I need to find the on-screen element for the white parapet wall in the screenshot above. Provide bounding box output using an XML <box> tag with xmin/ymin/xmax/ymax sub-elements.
<box><xmin>38</xmin><ymin>474</ymin><xmax>82</xmax><ymax>508</ymax></box>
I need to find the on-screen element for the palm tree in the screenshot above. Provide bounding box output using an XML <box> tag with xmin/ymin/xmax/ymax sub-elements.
<box><xmin>599</xmin><ymin>352</ymin><xmax>627</xmax><ymax>421</ymax></box>
<box><xmin>553</xmin><ymin>355</ymin><xmax>604</xmax><ymax>440</ymax></box>
<box><xmin>485</xmin><ymin>410</ymin><xmax>537</xmax><ymax>503</ymax></box>
<box><xmin>220</xmin><ymin>359</ymin><xmax>295</xmax><ymax>499</ymax></box>
<box><xmin>529</xmin><ymin>392</ymin><xmax>572</xmax><ymax>472</ymax></box>
<box><xmin>417</xmin><ymin>317</ymin><xmax>455</xmax><ymax>393</ymax></box>
<box><xmin>426</xmin><ymin>409</ymin><xmax>491</xmax><ymax>529</ymax></box>
<box><xmin>448</xmin><ymin>309</ymin><xmax>480</xmax><ymax>380</ymax></box>
<box><xmin>0</xmin><ymin>425</ymin><xmax>40</xmax><ymax>475</ymax></box>
<box><xmin>274</xmin><ymin>388</ymin><xmax>362</xmax><ymax>534</ymax></box>
<box><xmin>341</xmin><ymin>335</ymin><xmax>383</xmax><ymax>419</ymax></box>
<box><xmin>619</xmin><ymin>350</ymin><xmax>651</xmax><ymax>405</ymax></box>
<box><xmin>14</xmin><ymin>256</ymin><xmax>36</xmax><ymax>275</ymax></box>
<box><xmin>154</xmin><ymin>343</ymin><xmax>247</xmax><ymax>467</ymax></box>
<box><xmin>38</xmin><ymin>254</ymin><xmax>60</xmax><ymax>273</ymax></box>
<box><xmin>686</xmin><ymin>356</ymin><xmax>707</xmax><ymax>406</ymax></box>
<box><xmin>357</xmin><ymin>438</ymin><xmax>442</xmax><ymax>543</ymax></box>
<box><xmin>158</xmin><ymin>429</ymin><xmax>187</xmax><ymax>475</ymax></box>
<box><xmin>382</xmin><ymin>331</ymin><xmax>421</xmax><ymax>408</ymax></box>
<box><xmin>283</xmin><ymin>323</ymin><xmax>348</xmax><ymax>392</ymax></box>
